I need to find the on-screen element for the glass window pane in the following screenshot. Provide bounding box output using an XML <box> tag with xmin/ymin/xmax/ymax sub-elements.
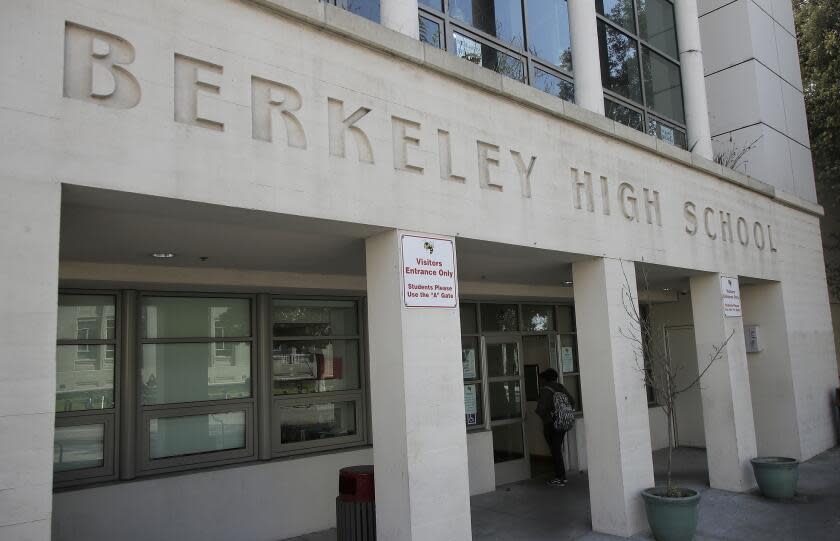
<box><xmin>462</xmin><ymin>336</ymin><xmax>480</xmax><ymax>380</ymax></box>
<box><xmin>142</xmin><ymin>297</ymin><xmax>250</xmax><ymax>339</ymax></box>
<box><xmin>419</xmin><ymin>0</ymin><xmax>442</xmax><ymax>9</ymax></box>
<box><xmin>464</xmin><ymin>383</ymin><xmax>483</xmax><ymax>426</ymax></box>
<box><xmin>598</xmin><ymin>21</ymin><xmax>642</xmax><ymax>103</ymax></box>
<box><xmin>638</xmin><ymin>0</ymin><xmax>677</xmax><ymax>59</ymax></box>
<box><xmin>533</xmin><ymin>69</ymin><xmax>575</xmax><ymax>103</ymax></box>
<box><xmin>557</xmin><ymin>305</ymin><xmax>576</xmax><ymax>332</ymax></box>
<box><xmin>522</xmin><ymin>305</ymin><xmax>555</xmax><ymax>331</ymax></box>
<box><xmin>336</xmin><ymin>0</ymin><xmax>380</xmax><ymax>23</ymax></box>
<box><xmin>275</xmin><ymin>401</ymin><xmax>357</xmax><ymax>444</ymax></box>
<box><xmin>149</xmin><ymin>411</ymin><xmax>246</xmax><ymax>459</ymax></box>
<box><xmin>453</xmin><ymin>32</ymin><xmax>526</xmax><ymax>82</ymax></box>
<box><xmin>558</xmin><ymin>334</ymin><xmax>578</xmax><ymax>373</ymax></box>
<box><xmin>460</xmin><ymin>303</ymin><xmax>478</xmax><ymax>334</ymax></box>
<box><xmin>54</xmin><ymin>424</ymin><xmax>104</xmax><ymax>472</ymax></box>
<box><xmin>56</xmin><ymin>345</ymin><xmax>115</xmax><ymax>411</ymax></box>
<box><xmin>480</xmin><ymin>304</ymin><xmax>519</xmax><ymax>332</ymax></box>
<box><xmin>449</xmin><ymin>0</ymin><xmax>524</xmax><ymax>48</ymax></box>
<box><xmin>419</xmin><ymin>16</ymin><xmax>442</xmax><ymax>48</ymax></box>
<box><xmin>486</xmin><ymin>342</ymin><xmax>520</xmax><ymax>377</ymax></box>
<box><xmin>57</xmin><ymin>295</ymin><xmax>115</xmax><ymax>341</ymax></box>
<box><xmin>605</xmin><ymin>98</ymin><xmax>644</xmax><ymax>131</ymax></box>
<box><xmin>273</xmin><ymin>300</ymin><xmax>357</xmax><ymax>337</ymax></box>
<box><xmin>491</xmin><ymin>423</ymin><xmax>524</xmax><ymax>462</ymax></box>
<box><xmin>527</xmin><ymin>0</ymin><xmax>572</xmax><ymax>71</ymax></box>
<box><xmin>648</xmin><ymin>117</ymin><xmax>687</xmax><ymax>149</ymax></box>
<box><xmin>489</xmin><ymin>381</ymin><xmax>522</xmax><ymax>420</ymax></box>
<box><xmin>141</xmin><ymin>343</ymin><xmax>251</xmax><ymax>405</ymax></box>
<box><xmin>642</xmin><ymin>46</ymin><xmax>685</xmax><ymax>123</ymax></box>
<box><xmin>596</xmin><ymin>0</ymin><xmax>636</xmax><ymax>33</ymax></box>
<box><xmin>272</xmin><ymin>340</ymin><xmax>360</xmax><ymax>395</ymax></box>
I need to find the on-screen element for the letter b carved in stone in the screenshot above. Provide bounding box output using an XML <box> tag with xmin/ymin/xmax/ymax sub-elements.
<box><xmin>63</xmin><ymin>22</ymin><xmax>141</xmax><ymax>109</ymax></box>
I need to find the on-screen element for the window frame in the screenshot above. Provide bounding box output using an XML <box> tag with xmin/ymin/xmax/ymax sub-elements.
<box><xmin>54</xmin><ymin>289</ymin><xmax>121</xmax><ymax>487</ymax></box>
<box><xmin>596</xmin><ymin>0</ymin><xmax>687</xmax><ymax>146</ymax></box>
<box><xmin>135</xmin><ymin>291</ymin><xmax>258</xmax><ymax>475</ymax></box>
<box><xmin>419</xmin><ymin>0</ymin><xmax>575</xmax><ymax>102</ymax></box>
<box><xmin>269</xmin><ymin>295</ymin><xmax>369</xmax><ymax>457</ymax></box>
<box><xmin>460</xmin><ymin>302</ymin><xmax>485</xmax><ymax>432</ymax></box>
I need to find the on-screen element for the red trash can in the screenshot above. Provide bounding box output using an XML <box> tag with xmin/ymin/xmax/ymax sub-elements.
<box><xmin>336</xmin><ymin>465</ymin><xmax>376</xmax><ymax>540</ymax></box>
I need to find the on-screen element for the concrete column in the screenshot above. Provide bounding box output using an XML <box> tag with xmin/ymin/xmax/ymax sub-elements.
<box><xmin>740</xmin><ymin>282</ymin><xmax>802</xmax><ymax>459</ymax></box>
<box><xmin>0</xmin><ymin>179</ymin><xmax>61</xmax><ymax>540</ymax></box>
<box><xmin>567</xmin><ymin>0</ymin><xmax>605</xmax><ymax>114</ymax></box>
<box><xmin>689</xmin><ymin>273</ymin><xmax>757</xmax><ymax>492</ymax></box>
<box><xmin>674</xmin><ymin>0</ymin><xmax>713</xmax><ymax>158</ymax></box>
<box><xmin>380</xmin><ymin>0</ymin><xmax>420</xmax><ymax>40</ymax></box>
<box><xmin>365</xmin><ymin>229</ymin><xmax>471</xmax><ymax>541</ymax></box>
<box><xmin>572</xmin><ymin>258</ymin><xmax>653</xmax><ymax>537</ymax></box>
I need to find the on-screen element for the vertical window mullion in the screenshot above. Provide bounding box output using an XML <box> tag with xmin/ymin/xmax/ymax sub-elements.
<box><xmin>120</xmin><ymin>290</ymin><xmax>136</xmax><ymax>480</ymax></box>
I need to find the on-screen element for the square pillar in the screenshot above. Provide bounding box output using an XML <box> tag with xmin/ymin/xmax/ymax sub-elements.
<box><xmin>365</xmin><ymin>230</ymin><xmax>471</xmax><ymax>541</ymax></box>
<box><xmin>573</xmin><ymin>258</ymin><xmax>653</xmax><ymax>537</ymax></box>
<box><xmin>0</xmin><ymin>179</ymin><xmax>61</xmax><ymax>540</ymax></box>
<box><xmin>689</xmin><ymin>273</ymin><xmax>757</xmax><ymax>492</ymax></box>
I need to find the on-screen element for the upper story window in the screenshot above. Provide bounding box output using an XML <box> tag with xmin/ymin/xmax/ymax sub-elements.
<box><xmin>596</xmin><ymin>0</ymin><xmax>687</xmax><ymax>148</ymax></box>
<box><xmin>333</xmin><ymin>0</ymin><xmax>380</xmax><ymax>23</ymax></box>
<box><xmin>419</xmin><ymin>0</ymin><xmax>574</xmax><ymax>103</ymax></box>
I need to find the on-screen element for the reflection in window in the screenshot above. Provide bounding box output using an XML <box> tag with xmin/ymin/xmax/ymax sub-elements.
<box><xmin>336</xmin><ymin>0</ymin><xmax>380</xmax><ymax>23</ymax></box>
<box><xmin>526</xmin><ymin>0</ymin><xmax>572</xmax><ymax>72</ymax></box>
<box><xmin>419</xmin><ymin>16</ymin><xmax>442</xmax><ymax>48</ymax></box>
<box><xmin>56</xmin><ymin>345</ymin><xmax>115</xmax><ymax>411</ymax></box>
<box><xmin>638</xmin><ymin>0</ymin><xmax>677</xmax><ymax>59</ymax></box>
<box><xmin>449</xmin><ymin>0</ymin><xmax>524</xmax><ymax>48</ymax></box>
<box><xmin>419</xmin><ymin>0</ymin><xmax>442</xmax><ymax>10</ymax></box>
<box><xmin>149</xmin><ymin>411</ymin><xmax>246</xmax><ymax>459</ymax></box>
<box><xmin>273</xmin><ymin>300</ymin><xmax>357</xmax><ymax>337</ymax></box>
<box><xmin>58</xmin><ymin>295</ymin><xmax>116</xmax><ymax>341</ymax></box>
<box><xmin>276</xmin><ymin>401</ymin><xmax>357</xmax><ymax>444</ymax></box>
<box><xmin>141</xmin><ymin>297</ymin><xmax>250</xmax><ymax>339</ymax></box>
<box><xmin>598</xmin><ymin>21</ymin><xmax>642</xmax><ymax>103</ymax></box>
<box><xmin>522</xmin><ymin>305</ymin><xmax>555</xmax><ymax>331</ymax></box>
<box><xmin>487</xmin><ymin>343</ymin><xmax>520</xmax><ymax>377</ymax></box>
<box><xmin>489</xmin><ymin>381</ymin><xmax>522</xmax><ymax>420</ymax></box>
<box><xmin>480</xmin><ymin>303</ymin><xmax>519</xmax><ymax>332</ymax></box>
<box><xmin>272</xmin><ymin>340</ymin><xmax>360</xmax><ymax>395</ymax></box>
<box><xmin>533</xmin><ymin>69</ymin><xmax>575</xmax><ymax>103</ymax></box>
<box><xmin>648</xmin><ymin>117</ymin><xmax>687</xmax><ymax>149</ymax></box>
<box><xmin>642</xmin><ymin>46</ymin><xmax>684</xmax><ymax>124</ymax></box>
<box><xmin>453</xmin><ymin>32</ymin><xmax>525</xmax><ymax>82</ymax></box>
<box><xmin>54</xmin><ymin>424</ymin><xmax>104</xmax><ymax>472</ymax></box>
<box><xmin>605</xmin><ymin>98</ymin><xmax>644</xmax><ymax>131</ymax></box>
<box><xmin>596</xmin><ymin>0</ymin><xmax>636</xmax><ymax>33</ymax></box>
<box><xmin>491</xmin><ymin>422</ymin><xmax>524</xmax><ymax>462</ymax></box>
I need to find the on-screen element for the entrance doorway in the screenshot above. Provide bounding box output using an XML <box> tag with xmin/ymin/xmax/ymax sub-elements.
<box><xmin>665</xmin><ymin>325</ymin><xmax>705</xmax><ymax>448</ymax></box>
<box><xmin>485</xmin><ymin>336</ymin><xmax>529</xmax><ymax>484</ymax></box>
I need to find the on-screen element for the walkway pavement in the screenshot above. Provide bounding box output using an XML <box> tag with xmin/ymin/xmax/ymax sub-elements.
<box><xmin>284</xmin><ymin>446</ymin><xmax>840</xmax><ymax>541</ymax></box>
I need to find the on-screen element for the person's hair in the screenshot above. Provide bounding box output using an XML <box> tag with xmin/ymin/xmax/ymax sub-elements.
<box><xmin>539</xmin><ymin>368</ymin><xmax>559</xmax><ymax>382</ymax></box>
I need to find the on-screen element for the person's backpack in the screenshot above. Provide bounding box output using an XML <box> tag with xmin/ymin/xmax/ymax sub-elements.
<box><xmin>548</xmin><ymin>386</ymin><xmax>575</xmax><ymax>431</ymax></box>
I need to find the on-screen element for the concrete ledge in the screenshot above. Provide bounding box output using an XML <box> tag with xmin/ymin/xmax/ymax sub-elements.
<box><xmin>247</xmin><ymin>0</ymin><xmax>821</xmax><ymax>217</ymax></box>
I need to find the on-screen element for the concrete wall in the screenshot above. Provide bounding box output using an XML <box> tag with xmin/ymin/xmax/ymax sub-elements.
<box><xmin>52</xmin><ymin>447</ymin><xmax>372</xmax><ymax>541</ymax></box>
<box><xmin>466</xmin><ymin>430</ymin><xmax>495</xmax><ymax>495</ymax></box>
<box><xmin>700</xmin><ymin>0</ymin><xmax>815</xmax><ymax>202</ymax></box>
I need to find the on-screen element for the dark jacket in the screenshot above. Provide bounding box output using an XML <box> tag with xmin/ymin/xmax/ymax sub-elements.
<box><xmin>536</xmin><ymin>381</ymin><xmax>575</xmax><ymax>425</ymax></box>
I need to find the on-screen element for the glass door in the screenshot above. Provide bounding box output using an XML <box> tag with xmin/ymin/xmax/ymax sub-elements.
<box><xmin>485</xmin><ymin>335</ymin><xmax>530</xmax><ymax>485</ymax></box>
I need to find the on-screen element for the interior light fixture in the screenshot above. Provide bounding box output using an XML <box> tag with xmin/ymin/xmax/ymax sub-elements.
<box><xmin>151</xmin><ymin>252</ymin><xmax>175</xmax><ymax>259</ymax></box>
<box><xmin>564</xmin><ymin>281</ymin><xmax>573</xmax><ymax>286</ymax></box>
<box><xmin>662</xmin><ymin>287</ymin><xmax>671</xmax><ymax>291</ymax></box>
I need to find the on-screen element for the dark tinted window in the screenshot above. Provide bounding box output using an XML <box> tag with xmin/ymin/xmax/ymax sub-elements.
<box><xmin>598</xmin><ymin>21</ymin><xmax>642</xmax><ymax>103</ymax></box>
<box><xmin>638</xmin><ymin>0</ymin><xmax>677</xmax><ymax>59</ymax></box>
<box><xmin>596</xmin><ymin>0</ymin><xmax>636</xmax><ymax>33</ymax></box>
<box><xmin>605</xmin><ymin>98</ymin><xmax>644</xmax><ymax>131</ymax></box>
<box><xmin>642</xmin><ymin>46</ymin><xmax>684</xmax><ymax>123</ymax></box>
<box><xmin>420</xmin><ymin>16</ymin><xmax>443</xmax><ymax>48</ymax></box>
<box><xmin>337</xmin><ymin>0</ymin><xmax>380</xmax><ymax>22</ymax></box>
<box><xmin>526</xmin><ymin>0</ymin><xmax>572</xmax><ymax>72</ymax></box>
<box><xmin>453</xmin><ymin>32</ymin><xmax>525</xmax><ymax>82</ymax></box>
<box><xmin>534</xmin><ymin>69</ymin><xmax>575</xmax><ymax>102</ymax></box>
<box><xmin>449</xmin><ymin>0</ymin><xmax>525</xmax><ymax>47</ymax></box>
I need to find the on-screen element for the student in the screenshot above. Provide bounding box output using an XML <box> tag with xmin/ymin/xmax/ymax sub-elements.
<box><xmin>536</xmin><ymin>368</ymin><xmax>576</xmax><ymax>486</ymax></box>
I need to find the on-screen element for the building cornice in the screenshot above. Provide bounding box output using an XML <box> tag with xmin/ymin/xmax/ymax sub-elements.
<box><xmin>248</xmin><ymin>0</ymin><xmax>823</xmax><ymax>218</ymax></box>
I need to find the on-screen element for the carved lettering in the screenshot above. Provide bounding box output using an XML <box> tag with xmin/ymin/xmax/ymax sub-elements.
<box><xmin>600</xmin><ymin>176</ymin><xmax>610</xmax><ymax>215</ymax></box>
<box><xmin>174</xmin><ymin>54</ymin><xmax>224</xmax><ymax>131</ymax></box>
<box><xmin>704</xmin><ymin>207</ymin><xmax>717</xmax><ymax>240</ymax></box>
<box><xmin>643</xmin><ymin>188</ymin><xmax>661</xmax><ymax>226</ymax></box>
<box><xmin>720</xmin><ymin>211</ymin><xmax>733</xmax><ymax>243</ymax></box>
<box><xmin>571</xmin><ymin>168</ymin><xmax>594</xmax><ymax>212</ymax></box>
<box><xmin>737</xmin><ymin>217</ymin><xmax>749</xmax><ymax>246</ymax></box>
<box><xmin>477</xmin><ymin>141</ymin><xmax>501</xmax><ymax>191</ymax></box>
<box><xmin>618</xmin><ymin>182</ymin><xmax>638</xmax><ymax>221</ymax></box>
<box><xmin>684</xmin><ymin>202</ymin><xmax>697</xmax><ymax>235</ymax></box>
<box><xmin>251</xmin><ymin>76</ymin><xmax>306</xmax><ymax>148</ymax></box>
<box><xmin>438</xmin><ymin>130</ymin><xmax>465</xmax><ymax>183</ymax></box>
<box><xmin>769</xmin><ymin>225</ymin><xmax>777</xmax><ymax>252</ymax></box>
<box><xmin>754</xmin><ymin>222</ymin><xmax>765</xmax><ymax>250</ymax></box>
<box><xmin>63</xmin><ymin>22</ymin><xmax>141</xmax><ymax>109</ymax></box>
<box><xmin>510</xmin><ymin>151</ymin><xmax>536</xmax><ymax>198</ymax></box>
<box><xmin>328</xmin><ymin>98</ymin><xmax>373</xmax><ymax>163</ymax></box>
<box><xmin>391</xmin><ymin>116</ymin><xmax>423</xmax><ymax>174</ymax></box>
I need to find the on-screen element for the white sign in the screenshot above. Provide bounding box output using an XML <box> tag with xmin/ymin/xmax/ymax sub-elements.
<box><xmin>401</xmin><ymin>235</ymin><xmax>458</xmax><ymax>308</ymax></box>
<box><xmin>464</xmin><ymin>384</ymin><xmax>478</xmax><ymax>426</ymax></box>
<box><xmin>462</xmin><ymin>348</ymin><xmax>477</xmax><ymax>379</ymax></box>
<box><xmin>560</xmin><ymin>347</ymin><xmax>575</xmax><ymax>373</ymax></box>
<box><xmin>720</xmin><ymin>276</ymin><xmax>742</xmax><ymax>317</ymax></box>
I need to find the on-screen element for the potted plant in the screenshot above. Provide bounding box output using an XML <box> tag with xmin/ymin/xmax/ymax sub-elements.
<box><xmin>619</xmin><ymin>266</ymin><xmax>734</xmax><ymax>541</ymax></box>
<box><xmin>750</xmin><ymin>457</ymin><xmax>799</xmax><ymax>499</ymax></box>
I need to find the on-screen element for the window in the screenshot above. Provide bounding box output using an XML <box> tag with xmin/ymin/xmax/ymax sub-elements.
<box><xmin>419</xmin><ymin>0</ymin><xmax>574</xmax><ymax>103</ymax></box>
<box><xmin>138</xmin><ymin>295</ymin><xmax>255</xmax><ymax>471</ymax></box>
<box><xmin>332</xmin><ymin>0</ymin><xmax>380</xmax><ymax>23</ymax></box>
<box><xmin>597</xmin><ymin>0</ymin><xmax>686</xmax><ymax>147</ymax></box>
<box><xmin>461</xmin><ymin>303</ymin><xmax>483</xmax><ymax>428</ymax></box>
<box><xmin>271</xmin><ymin>299</ymin><xmax>366</xmax><ymax>454</ymax></box>
<box><xmin>55</xmin><ymin>293</ymin><xmax>118</xmax><ymax>484</ymax></box>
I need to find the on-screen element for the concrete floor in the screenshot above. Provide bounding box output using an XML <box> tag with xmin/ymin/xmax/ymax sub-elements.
<box><xmin>284</xmin><ymin>446</ymin><xmax>840</xmax><ymax>541</ymax></box>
